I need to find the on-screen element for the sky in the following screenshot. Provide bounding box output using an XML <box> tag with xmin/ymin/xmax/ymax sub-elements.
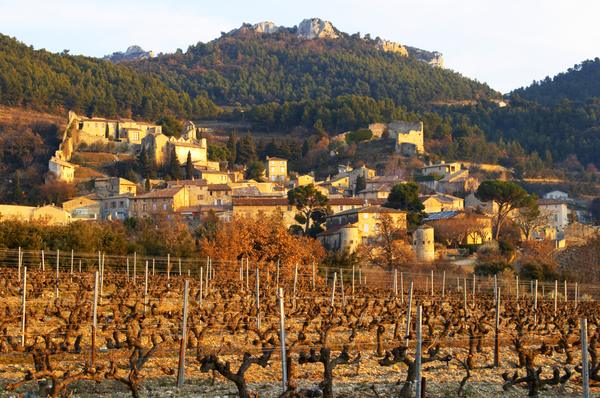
<box><xmin>2</xmin><ymin>0</ymin><xmax>599</xmax><ymax>94</ymax></box>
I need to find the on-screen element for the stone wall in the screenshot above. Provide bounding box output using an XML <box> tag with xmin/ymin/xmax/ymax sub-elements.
<box><xmin>368</xmin><ymin>123</ymin><xmax>387</xmax><ymax>138</ymax></box>
<box><xmin>387</xmin><ymin>121</ymin><xmax>424</xmax><ymax>156</ymax></box>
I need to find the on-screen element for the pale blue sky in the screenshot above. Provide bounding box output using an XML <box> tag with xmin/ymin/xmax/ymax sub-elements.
<box><xmin>2</xmin><ymin>0</ymin><xmax>599</xmax><ymax>94</ymax></box>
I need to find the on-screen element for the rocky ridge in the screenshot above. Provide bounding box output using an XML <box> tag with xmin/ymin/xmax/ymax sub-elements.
<box><xmin>102</xmin><ymin>45</ymin><xmax>154</xmax><ymax>63</ymax></box>
<box><xmin>230</xmin><ymin>18</ymin><xmax>443</xmax><ymax>68</ymax></box>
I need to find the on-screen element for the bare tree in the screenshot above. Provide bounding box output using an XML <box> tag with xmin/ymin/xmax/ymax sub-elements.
<box><xmin>514</xmin><ymin>207</ymin><xmax>553</xmax><ymax>241</ymax></box>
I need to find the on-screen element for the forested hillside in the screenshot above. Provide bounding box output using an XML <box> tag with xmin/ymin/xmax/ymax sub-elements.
<box><xmin>128</xmin><ymin>29</ymin><xmax>500</xmax><ymax>109</ymax></box>
<box><xmin>511</xmin><ymin>58</ymin><xmax>600</xmax><ymax>106</ymax></box>
<box><xmin>0</xmin><ymin>34</ymin><xmax>219</xmax><ymax>120</ymax></box>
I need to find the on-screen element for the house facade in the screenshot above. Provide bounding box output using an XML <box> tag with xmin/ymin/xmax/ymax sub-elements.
<box><xmin>264</xmin><ymin>157</ymin><xmax>288</xmax><ymax>182</ymax></box>
<box><xmin>538</xmin><ymin>199</ymin><xmax>569</xmax><ymax>232</ymax></box>
<box><xmin>129</xmin><ymin>187</ymin><xmax>189</xmax><ymax>218</ymax></box>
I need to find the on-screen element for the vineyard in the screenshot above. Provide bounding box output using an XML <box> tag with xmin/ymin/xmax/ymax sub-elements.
<box><xmin>0</xmin><ymin>248</ymin><xmax>599</xmax><ymax>398</ymax></box>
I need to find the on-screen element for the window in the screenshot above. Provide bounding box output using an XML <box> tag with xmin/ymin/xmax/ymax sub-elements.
<box><xmin>554</xmin><ymin>214</ymin><xmax>558</xmax><ymax>222</ymax></box>
<box><xmin>281</xmin><ymin>166</ymin><xmax>285</xmax><ymax>173</ymax></box>
<box><xmin>374</xmin><ymin>213</ymin><xmax>379</xmax><ymax>219</ymax></box>
<box><xmin>271</xmin><ymin>166</ymin><xmax>275</xmax><ymax>173</ymax></box>
<box><xmin>374</xmin><ymin>224</ymin><xmax>379</xmax><ymax>233</ymax></box>
<box><xmin>197</xmin><ymin>195</ymin><xmax>203</xmax><ymax>200</ymax></box>
<box><xmin>163</xmin><ymin>204</ymin><xmax>167</xmax><ymax>211</ymax></box>
<box><xmin>152</xmin><ymin>204</ymin><xmax>156</xmax><ymax>212</ymax></box>
<box><xmin>287</xmin><ymin>206</ymin><xmax>292</xmax><ymax>211</ymax></box>
<box><xmin>339</xmin><ymin>206</ymin><xmax>343</xmax><ymax>211</ymax></box>
<box><xmin>131</xmin><ymin>132</ymin><xmax>139</xmax><ymax>141</ymax></box>
<box><xmin>364</xmin><ymin>224</ymin><xmax>369</xmax><ymax>233</ymax></box>
<box><xmin>119</xmin><ymin>201</ymin><xmax>124</xmax><ymax>208</ymax></box>
<box><xmin>104</xmin><ymin>203</ymin><xmax>108</xmax><ymax>209</ymax></box>
<box><xmin>142</xmin><ymin>204</ymin><xmax>147</xmax><ymax>212</ymax></box>
<box><xmin>363</xmin><ymin>213</ymin><xmax>368</xmax><ymax>219</ymax></box>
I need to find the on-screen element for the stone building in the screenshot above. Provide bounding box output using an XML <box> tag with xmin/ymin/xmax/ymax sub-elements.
<box><xmin>129</xmin><ymin>187</ymin><xmax>189</xmax><ymax>218</ymax></box>
<box><xmin>420</xmin><ymin>194</ymin><xmax>464</xmax><ymax>213</ymax></box>
<box><xmin>317</xmin><ymin>205</ymin><xmax>407</xmax><ymax>251</ymax></box>
<box><xmin>387</xmin><ymin>121</ymin><xmax>424</xmax><ymax>157</ymax></box>
<box><xmin>62</xmin><ymin>196</ymin><xmax>101</xmax><ymax>221</ymax></box>
<box><xmin>264</xmin><ymin>157</ymin><xmax>288</xmax><ymax>182</ymax></box>
<box><xmin>411</xmin><ymin>225</ymin><xmax>435</xmax><ymax>261</ymax></box>
<box><xmin>0</xmin><ymin>204</ymin><xmax>70</xmax><ymax>225</ymax></box>
<box><xmin>141</xmin><ymin>134</ymin><xmax>207</xmax><ymax>166</ymax></box>
<box><xmin>94</xmin><ymin>177</ymin><xmax>137</xmax><ymax>197</ymax></box>
<box><xmin>100</xmin><ymin>194</ymin><xmax>134</xmax><ymax>220</ymax></box>
<box><xmin>48</xmin><ymin>157</ymin><xmax>76</xmax><ymax>183</ymax></box>
<box><xmin>73</xmin><ymin>115</ymin><xmax>162</xmax><ymax>144</ymax></box>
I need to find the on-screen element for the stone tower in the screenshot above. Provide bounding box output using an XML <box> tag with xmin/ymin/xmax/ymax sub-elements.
<box><xmin>413</xmin><ymin>225</ymin><xmax>435</xmax><ymax>262</ymax></box>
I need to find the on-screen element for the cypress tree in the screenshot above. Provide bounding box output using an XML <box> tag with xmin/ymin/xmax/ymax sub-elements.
<box><xmin>302</xmin><ymin>139</ymin><xmax>310</xmax><ymax>157</ymax></box>
<box><xmin>13</xmin><ymin>172</ymin><xmax>23</xmax><ymax>204</ymax></box>
<box><xmin>186</xmin><ymin>151</ymin><xmax>194</xmax><ymax>179</ymax></box>
<box><xmin>170</xmin><ymin>147</ymin><xmax>183</xmax><ymax>180</ymax></box>
<box><xmin>227</xmin><ymin>132</ymin><xmax>237</xmax><ymax>168</ymax></box>
<box><xmin>138</xmin><ymin>145</ymin><xmax>150</xmax><ymax>179</ymax></box>
<box><xmin>236</xmin><ymin>131</ymin><xmax>257</xmax><ymax>165</ymax></box>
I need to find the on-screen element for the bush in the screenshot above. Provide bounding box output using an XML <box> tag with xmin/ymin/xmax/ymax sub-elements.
<box><xmin>474</xmin><ymin>261</ymin><xmax>515</xmax><ymax>276</ymax></box>
<box><xmin>345</xmin><ymin>129</ymin><xmax>373</xmax><ymax>144</ymax></box>
<box><xmin>519</xmin><ymin>261</ymin><xmax>560</xmax><ymax>281</ymax></box>
<box><xmin>78</xmin><ymin>142</ymin><xmax>88</xmax><ymax>151</ymax></box>
<box><xmin>91</xmin><ymin>140</ymin><xmax>106</xmax><ymax>153</ymax></box>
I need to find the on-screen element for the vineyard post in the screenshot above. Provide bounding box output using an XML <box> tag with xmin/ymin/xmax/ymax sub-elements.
<box><xmin>425</xmin><ymin>277</ymin><xmax>428</xmax><ymax>293</ymax></box>
<box><xmin>199</xmin><ymin>267</ymin><xmax>203</xmax><ymax>306</ymax></box>
<box><xmin>276</xmin><ymin>260</ymin><xmax>280</xmax><ymax>290</ymax></box>
<box><xmin>582</xmin><ymin>318</ymin><xmax>590</xmax><ymax>398</ymax></box>
<box><xmin>188</xmin><ymin>269</ymin><xmax>190</xmax><ymax>277</ymax></box>
<box><xmin>516</xmin><ymin>275</ymin><xmax>519</xmax><ymax>303</ymax></box>
<box><xmin>133</xmin><ymin>252</ymin><xmax>136</xmax><ymax>285</ymax></box>
<box><xmin>312</xmin><ymin>261</ymin><xmax>315</xmax><ymax>290</ymax></box>
<box><xmin>153</xmin><ymin>259</ymin><xmax>155</xmax><ymax>277</ymax></box>
<box><xmin>100</xmin><ymin>257</ymin><xmax>104</xmax><ymax>305</ymax></box>
<box><xmin>554</xmin><ymin>280</ymin><xmax>558</xmax><ymax>315</ymax></box>
<box><xmin>463</xmin><ymin>278</ymin><xmax>467</xmax><ymax>314</ymax></box>
<box><xmin>92</xmin><ymin>271</ymin><xmax>99</xmax><ymax>366</ymax></box>
<box><xmin>240</xmin><ymin>258</ymin><xmax>243</xmax><ymax>282</ymax></box>
<box><xmin>472</xmin><ymin>274</ymin><xmax>475</xmax><ymax>306</ymax></box>
<box><xmin>359</xmin><ymin>267</ymin><xmax>362</xmax><ymax>285</ymax></box>
<box><xmin>456</xmin><ymin>277</ymin><xmax>459</xmax><ymax>292</ymax></box>
<box><xmin>330</xmin><ymin>272</ymin><xmax>337</xmax><ymax>314</ymax></box>
<box><xmin>42</xmin><ymin>249</ymin><xmax>45</xmax><ymax>271</ymax></box>
<box><xmin>209</xmin><ymin>258</ymin><xmax>213</xmax><ymax>279</ymax></box>
<box><xmin>256</xmin><ymin>269</ymin><xmax>261</xmax><ymax>329</ymax></box>
<box><xmin>278</xmin><ymin>288</ymin><xmax>287</xmax><ymax>393</ymax></box>
<box><xmin>564</xmin><ymin>280</ymin><xmax>567</xmax><ymax>302</ymax></box>
<box><xmin>70</xmin><ymin>249</ymin><xmax>73</xmax><ymax>275</ymax></box>
<box><xmin>98</xmin><ymin>251</ymin><xmax>101</xmax><ymax>272</ymax></box>
<box><xmin>18</xmin><ymin>247</ymin><xmax>21</xmax><ymax>283</ymax></box>
<box><xmin>401</xmin><ymin>272</ymin><xmax>404</xmax><ymax>303</ymax></box>
<box><xmin>167</xmin><ymin>254</ymin><xmax>170</xmax><ymax>280</ymax></box>
<box><xmin>534</xmin><ymin>280</ymin><xmax>538</xmax><ymax>325</ymax></box>
<box><xmin>246</xmin><ymin>258</ymin><xmax>250</xmax><ymax>292</ymax></box>
<box><xmin>179</xmin><ymin>258</ymin><xmax>181</xmax><ymax>276</ymax></box>
<box><xmin>325</xmin><ymin>268</ymin><xmax>328</xmax><ymax>287</ymax></box>
<box><xmin>442</xmin><ymin>271</ymin><xmax>445</xmax><ymax>298</ymax></box>
<box><xmin>144</xmin><ymin>261</ymin><xmax>149</xmax><ymax>313</ymax></box>
<box><xmin>394</xmin><ymin>269</ymin><xmax>398</xmax><ymax>296</ymax></box>
<box><xmin>293</xmin><ymin>264</ymin><xmax>298</xmax><ymax>298</ymax></box>
<box><xmin>430</xmin><ymin>270</ymin><xmax>434</xmax><ymax>296</ymax></box>
<box><xmin>405</xmin><ymin>281</ymin><xmax>413</xmax><ymax>348</ymax></box>
<box><xmin>79</xmin><ymin>259</ymin><xmax>81</xmax><ymax>273</ymax></box>
<box><xmin>415</xmin><ymin>305</ymin><xmax>423</xmax><ymax>398</ymax></box>
<box><xmin>21</xmin><ymin>267</ymin><xmax>26</xmax><ymax>346</ymax></box>
<box><xmin>494</xmin><ymin>287</ymin><xmax>500</xmax><ymax>367</ymax></box>
<box><xmin>494</xmin><ymin>274</ymin><xmax>497</xmax><ymax>302</ymax></box>
<box><xmin>340</xmin><ymin>268</ymin><xmax>346</xmax><ymax>307</ymax></box>
<box><xmin>575</xmin><ymin>282</ymin><xmax>578</xmax><ymax>307</ymax></box>
<box><xmin>352</xmin><ymin>265</ymin><xmax>355</xmax><ymax>296</ymax></box>
<box><xmin>177</xmin><ymin>280</ymin><xmax>189</xmax><ymax>388</ymax></box>
<box><xmin>205</xmin><ymin>261</ymin><xmax>209</xmax><ymax>296</ymax></box>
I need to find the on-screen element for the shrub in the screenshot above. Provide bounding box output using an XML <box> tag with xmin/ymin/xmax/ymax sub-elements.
<box><xmin>474</xmin><ymin>261</ymin><xmax>515</xmax><ymax>276</ymax></box>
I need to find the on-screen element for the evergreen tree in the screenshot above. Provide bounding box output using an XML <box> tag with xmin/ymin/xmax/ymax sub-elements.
<box><xmin>355</xmin><ymin>175</ymin><xmax>367</xmax><ymax>193</ymax></box>
<box><xmin>256</xmin><ymin>138</ymin><xmax>266</xmax><ymax>160</ymax></box>
<box><xmin>185</xmin><ymin>151</ymin><xmax>194</xmax><ymax>179</ymax></box>
<box><xmin>145</xmin><ymin>178</ymin><xmax>151</xmax><ymax>192</ymax></box>
<box><xmin>137</xmin><ymin>145</ymin><xmax>151</xmax><ymax>179</ymax></box>
<box><xmin>13</xmin><ymin>171</ymin><xmax>23</xmax><ymax>204</ymax></box>
<box><xmin>544</xmin><ymin>150</ymin><xmax>554</xmax><ymax>169</ymax></box>
<box><xmin>169</xmin><ymin>147</ymin><xmax>183</xmax><ymax>180</ymax></box>
<box><xmin>302</xmin><ymin>139</ymin><xmax>310</xmax><ymax>157</ymax></box>
<box><xmin>226</xmin><ymin>131</ymin><xmax>237</xmax><ymax>168</ymax></box>
<box><xmin>236</xmin><ymin>131</ymin><xmax>257</xmax><ymax>165</ymax></box>
<box><xmin>278</xmin><ymin>140</ymin><xmax>292</xmax><ymax>159</ymax></box>
<box><xmin>265</xmin><ymin>138</ymin><xmax>278</xmax><ymax>157</ymax></box>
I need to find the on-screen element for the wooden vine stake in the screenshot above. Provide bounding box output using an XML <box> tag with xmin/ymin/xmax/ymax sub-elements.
<box><xmin>177</xmin><ymin>280</ymin><xmax>189</xmax><ymax>388</ymax></box>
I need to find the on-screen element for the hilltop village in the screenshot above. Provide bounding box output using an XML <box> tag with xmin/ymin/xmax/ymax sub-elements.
<box><xmin>0</xmin><ymin>108</ymin><xmax>587</xmax><ymax>267</ymax></box>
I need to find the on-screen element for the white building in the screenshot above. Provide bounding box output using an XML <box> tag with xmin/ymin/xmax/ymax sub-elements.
<box><xmin>538</xmin><ymin>199</ymin><xmax>569</xmax><ymax>232</ymax></box>
<box><xmin>542</xmin><ymin>190</ymin><xmax>569</xmax><ymax>200</ymax></box>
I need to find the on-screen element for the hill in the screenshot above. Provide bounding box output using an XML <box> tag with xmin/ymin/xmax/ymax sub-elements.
<box><xmin>511</xmin><ymin>58</ymin><xmax>600</xmax><ymax>106</ymax></box>
<box><xmin>0</xmin><ymin>34</ymin><xmax>219</xmax><ymax>120</ymax></box>
<box><xmin>125</xmin><ymin>20</ymin><xmax>500</xmax><ymax>110</ymax></box>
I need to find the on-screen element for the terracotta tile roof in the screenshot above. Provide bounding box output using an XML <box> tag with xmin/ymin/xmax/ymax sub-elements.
<box><xmin>168</xmin><ymin>179</ymin><xmax>208</xmax><ymax>187</ymax></box>
<box><xmin>232</xmin><ymin>197</ymin><xmax>387</xmax><ymax>207</ymax></box>
<box><xmin>265</xmin><ymin>157</ymin><xmax>288</xmax><ymax>161</ymax></box>
<box><xmin>134</xmin><ymin>187</ymin><xmax>184</xmax><ymax>199</ymax></box>
<box><xmin>327</xmin><ymin>205</ymin><xmax>406</xmax><ymax>218</ymax></box>
<box><xmin>208</xmin><ymin>184</ymin><xmax>231</xmax><ymax>191</ymax></box>
<box><xmin>537</xmin><ymin>199</ymin><xmax>569</xmax><ymax>205</ymax></box>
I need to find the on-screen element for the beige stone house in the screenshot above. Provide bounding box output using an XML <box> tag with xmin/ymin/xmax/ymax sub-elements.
<box><xmin>420</xmin><ymin>194</ymin><xmax>464</xmax><ymax>213</ymax></box>
<box><xmin>0</xmin><ymin>204</ymin><xmax>70</xmax><ymax>225</ymax></box>
<box><xmin>129</xmin><ymin>187</ymin><xmax>189</xmax><ymax>218</ymax></box>
<box><xmin>62</xmin><ymin>196</ymin><xmax>102</xmax><ymax>221</ymax></box>
<box><xmin>264</xmin><ymin>156</ymin><xmax>288</xmax><ymax>182</ymax></box>
<box><xmin>48</xmin><ymin>157</ymin><xmax>76</xmax><ymax>183</ymax></box>
<box><xmin>94</xmin><ymin>177</ymin><xmax>137</xmax><ymax>197</ymax></box>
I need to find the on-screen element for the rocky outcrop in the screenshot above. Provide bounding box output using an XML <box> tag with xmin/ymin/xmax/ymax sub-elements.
<box><xmin>375</xmin><ymin>39</ymin><xmax>408</xmax><ymax>56</ymax></box>
<box><xmin>405</xmin><ymin>46</ymin><xmax>444</xmax><ymax>68</ymax></box>
<box><xmin>102</xmin><ymin>45</ymin><xmax>154</xmax><ymax>63</ymax></box>
<box><xmin>297</xmin><ymin>18</ymin><xmax>338</xmax><ymax>39</ymax></box>
<box><xmin>253</xmin><ymin>22</ymin><xmax>280</xmax><ymax>34</ymax></box>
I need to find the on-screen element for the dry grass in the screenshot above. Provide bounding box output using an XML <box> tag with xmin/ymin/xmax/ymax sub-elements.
<box><xmin>74</xmin><ymin>166</ymin><xmax>106</xmax><ymax>179</ymax></box>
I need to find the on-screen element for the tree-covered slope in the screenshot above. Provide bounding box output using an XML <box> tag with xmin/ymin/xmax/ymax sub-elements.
<box><xmin>0</xmin><ymin>34</ymin><xmax>219</xmax><ymax>120</ymax></box>
<box><xmin>128</xmin><ymin>29</ymin><xmax>500</xmax><ymax>109</ymax></box>
<box><xmin>511</xmin><ymin>58</ymin><xmax>600</xmax><ymax>106</ymax></box>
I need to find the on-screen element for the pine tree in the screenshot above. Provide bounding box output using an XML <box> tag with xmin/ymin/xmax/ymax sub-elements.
<box><xmin>302</xmin><ymin>139</ymin><xmax>310</xmax><ymax>157</ymax></box>
<box><xmin>266</xmin><ymin>138</ymin><xmax>278</xmax><ymax>157</ymax></box>
<box><xmin>186</xmin><ymin>151</ymin><xmax>194</xmax><ymax>179</ymax></box>
<box><xmin>278</xmin><ymin>140</ymin><xmax>292</xmax><ymax>159</ymax></box>
<box><xmin>236</xmin><ymin>131</ymin><xmax>257</xmax><ymax>165</ymax></box>
<box><xmin>257</xmin><ymin>138</ymin><xmax>266</xmax><ymax>160</ymax></box>
<box><xmin>227</xmin><ymin>132</ymin><xmax>237</xmax><ymax>168</ymax></box>
<box><xmin>170</xmin><ymin>147</ymin><xmax>183</xmax><ymax>180</ymax></box>
<box><xmin>145</xmin><ymin>178</ymin><xmax>151</xmax><ymax>192</ymax></box>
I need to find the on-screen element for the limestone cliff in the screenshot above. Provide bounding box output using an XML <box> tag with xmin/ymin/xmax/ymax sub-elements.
<box><xmin>297</xmin><ymin>18</ymin><xmax>339</xmax><ymax>39</ymax></box>
<box><xmin>253</xmin><ymin>22</ymin><xmax>280</xmax><ymax>34</ymax></box>
<box><xmin>103</xmin><ymin>45</ymin><xmax>154</xmax><ymax>63</ymax></box>
<box><xmin>375</xmin><ymin>39</ymin><xmax>408</xmax><ymax>56</ymax></box>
